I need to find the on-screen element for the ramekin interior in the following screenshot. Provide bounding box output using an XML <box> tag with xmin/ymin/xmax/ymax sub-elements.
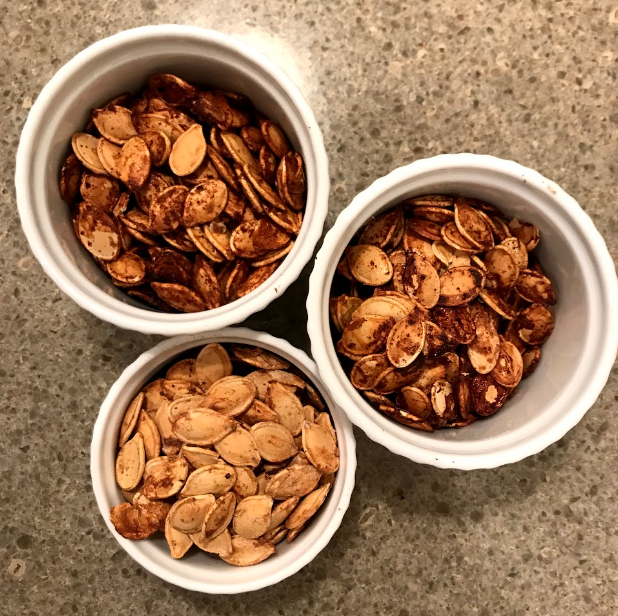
<box><xmin>308</xmin><ymin>154</ymin><xmax>618</xmax><ymax>469</ymax></box>
<box><xmin>90</xmin><ymin>327</ymin><xmax>356</xmax><ymax>593</ymax></box>
<box><xmin>16</xmin><ymin>26</ymin><xmax>329</xmax><ymax>335</ymax></box>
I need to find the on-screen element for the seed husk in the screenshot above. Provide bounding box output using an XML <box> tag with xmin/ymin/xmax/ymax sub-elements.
<box><xmin>515</xmin><ymin>269</ymin><xmax>557</xmax><ymax>305</ymax></box>
<box><xmin>136</xmin><ymin>411</ymin><xmax>161</xmax><ymax>460</ymax></box>
<box><xmin>118</xmin><ymin>392</ymin><xmax>144</xmax><ymax>447</ymax></box>
<box><xmin>454</xmin><ymin>200</ymin><xmax>495</xmax><ymax>250</ymax></box>
<box><xmin>116</xmin><ymin>136</ymin><xmax>151</xmax><ymax>191</ymax></box>
<box><xmin>92</xmin><ymin>105</ymin><xmax>138</xmax><ymax>144</ymax></box>
<box><xmin>438</xmin><ymin>266</ymin><xmax>486</xmax><ymax>306</ymax></box>
<box><xmin>180</xmin><ymin>463</ymin><xmax>237</xmax><ymax>497</ymax></box>
<box><xmin>491</xmin><ymin>338</ymin><xmax>524</xmax><ymax>388</ymax></box>
<box><xmin>514</xmin><ymin>303</ymin><xmax>554</xmax><ymax>345</ymax></box>
<box><xmin>168</xmin><ymin>124</ymin><xmax>207</xmax><ymax>176</ymax></box>
<box><xmin>165</xmin><ymin>516</ymin><xmax>193</xmax><ymax>558</ymax></box>
<box><xmin>194</xmin><ymin>343</ymin><xmax>232</xmax><ymax>387</ymax></box>
<box><xmin>471</xmin><ymin>374</ymin><xmax>508</xmax><ymax>416</ymax></box>
<box><xmin>183</xmin><ymin>179</ymin><xmax>228</xmax><ymax>227</ymax></box>
<box><xmin>341</xmin><ymin>315</ymin><xmax>395</xmax><ymax>356</ymax></box>
<box><xmin>115</xmin><ymin>433</ymin><xmax>146</xmax><ymax>491</ymax></box>
<box><xmin>430</xmin><ymin>305</ymin><xmax>476</xmax><ymax>344</ymax></box>
<box><xmin>404</xmin><ymin>252</ymin><xmax>440</xmax><ymax>308</ymax></box>
<box><xmin>350</xmin><ymin>353</ymin><xmax>391</xmax><ymax>390</ymax></box>
<box><xmin>76</xmin><ymin>202</ymin><xmax>121</xmax><ymax>261</ymax></box>
<box><xmin>204</xmin><ymin>375</ymin><xmax>257</xmax><ymax>417</ymax></box>
<box><xmin>220</xmin><ymin>535</ymin><xmax>275</xmax><ymax>567</ymax></box>
<box><xmin>142</xmin><ymin>455</ymin><xmax>189</xmax><ymax>498</ymax></box>
<box><xmin>233</xmin><ymin>467</ymin><xmax>259</xmax><ymax>500</ymax></box>
<box><xmin>265</xmin><ymin>464</ymin><xmax>321</xmax><ymax>500</ymax></box>
<box><xmin>522</xmin><ymin>346</ymin><xmax>542</xmax><ymax>378</ymax></box>
<box><xmin>166</xmin><ymin>359</ymin><xmax>195</xmax><ymax>381</ymax></box>
<box><xmin>168</xmin><ymin>494</ymin><xmax>215</xmax><ymax>534</ymax></box>
<box><xmin>180</xmin><ymin>445</ymin><xmax>220</xmax><ymax>468</ymax></box>
<box><xmin>268</xmin><ymin>496</ymin><xmax>300</xmax><ymax>530</ymax></box>
<box><xmin>200</xmin><ymin>492</ymin><xmax>236</xmax><ymax>540</ymax></box>
<box><xmin>214</xmin><ymin>426</ymin><xmax>260</xmax><ymax>467</ymax></box>
<box><xmin>396</xmin><ymin>386</ymin><xmax>431</xmax><ymax>420</ymax></box>
<box><xmin>347</xmin><ymin>244</ymin><xmax>394</xmax><ymax>286</ymax></box>
<box><xmin>233</xmin><ymin>495</ymin><xmax>273</xmax><ymax>539</ymax></box>
<box><xmin>192</xmin><ymin>528</ymin><xmax>233</xmax><ymax>556</ymax></box>
<box><xmin>484</xmin><ymin>246</ymin><xmax>519</xmax><ymax>290</ymax></box>
<box><xmin>302</xmin><ymin>420</ymin><xmax>340</xmax><ymax>474</ymax></box>
<box><xmin>510</xmin><ymin>219</ymin><xmax>540</xmax><ymax>251</ymax></box>
<box><xmin>251</xmin><ymin>421</ymin><xmax>298</xmax><ymax>463</ymax></box>
<box><xmin>386</xmin><ymin>311</ymin><xmax>426</xmax><ymax>368</ymax></box>
<box><xmin>265</xmin><ymin>382</ymin><xmax>305</xmax><ymax>435</ymax></box>
<box><xmin>285</xmin><ymin>483</ymin><xmax>331</xmax><ymax>530</ymax></box>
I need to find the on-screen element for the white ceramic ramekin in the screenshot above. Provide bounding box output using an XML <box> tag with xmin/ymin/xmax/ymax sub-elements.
<box><xmin>90</xmin><ymin>327</ymin><xmax>356</xmax><ymax>594</ymax></box>
<box><xmin>15</xmin><ymin>26</ymin><xmax>329</xmax><ymax>336</ymax></box>
<box><xmin>308</xmin><ymin>153</ymin><xmax>618</xmax><ymax>470</ymax></box>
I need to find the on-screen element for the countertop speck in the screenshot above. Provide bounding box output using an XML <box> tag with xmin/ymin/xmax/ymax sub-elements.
<box><xmin>2</xmin><ymin>0</ymin><xmax>618</xmax><ymax>614</ymax></box>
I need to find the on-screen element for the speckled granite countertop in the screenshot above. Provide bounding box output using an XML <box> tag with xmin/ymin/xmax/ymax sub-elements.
<box><xmin>2</xmin><ymin>0</ymin><xmax>618</xmax><ymax>614</ymax></box>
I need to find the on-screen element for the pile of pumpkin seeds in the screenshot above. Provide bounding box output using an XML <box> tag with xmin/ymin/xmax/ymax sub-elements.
<box><xmin>111</xmin><ymin>342</ymin><xmax>339</xmax><ymax>566</ymax></box>
<box><xmin>60</xmin><ymin>74</ymin><xmax>306</xmax><ymax>312</ymax></box>
<box><xmin>330</xmin><ymin>194</ymin><xmax>556</xmax><ymax>431</ymax></box>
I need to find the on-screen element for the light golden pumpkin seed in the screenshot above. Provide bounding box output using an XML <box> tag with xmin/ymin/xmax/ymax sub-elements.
<box><xmin>191</xmin><ymin>528</ymin><xmax>233</xmax><ymax>556</ymax></box>
<box><xmin>430</xmin><ymin>379</ymin><xmax>455</xmax><ymax>418</ymax></box>
<box><xmin>115</xmin><ymin>433</ymin><xmax>146</xmax><ymax>491</ymax></box>
<box><xmin>118</xmin><ymin>392</ymin><xmax>144</xmax><ymax>447</ymax></box>
<box><xmin>116</xmin><ymin>136</ymin><xmax>151</xmax><ymax>192</ymax></box>
<box><xmin>358</xmin><ymin>209</ymin><xmax>402</xmax><ymax>248</ymax></box>
<box><xmin>136</xmin><ymin>411</ymin><xmax>161</xmax><ymax>460</ymax></box>
<box><xmin>515</xmin><ymin>269</ymin><xmax>557</xmax><ymax>305</ymax></box>
<box><xmin>302</xmin><ymin>420</ymin><xmax>340</xmax><ymax>474</ymax></box>
<box><xmin>340</xmin><ymin>315</ymin><xmax>395</xmax><ymax>356</ymax></box>
<box><xmin>268</xmin><ymin>496</ymin><xmax>300</xmax><ymax>530</ymax></box>
<box><xmin>180</xmin><ymin>462</ymin><xmax>237</xmax><ymax>497</ymax></box>
<box><xmin>350</xmin><ymin>353</ymin><xmax>391</xmax><ymax>390</ymax></box>
<box><xmin>200</xmin><ymin>492</ymin><xmax>236</xmax><ymax>540</ymax></box>
<box><xmin>151</xmin><ymin>282</ymin><xmax>206</xmax><ymax>312</ymax></box>
<box><xmin>233</xmin><ymin>467</ymin><xmax>258</xmax><ymax>500</ymax></box>
<box><xmin>168</xmin><ymin>124</ymin><xmax>207</xmax><ymax>176</ymax></box>
<box><xmin>72</xmin><ymin>133</ymin><xmax>106</xmax><ymax>174</ymax></box>
<box><xmin>233</xmin><ymin>495</ymin><xmax>273</xmax><ymax>539</ymax></box>
<box><xmin>509</xmin><ymin>219</ymin><xmax>540</xmax><ymax>251</ymax></box>
<box><xmin>92</xmin><ymin>105</ymin><xmax>138</xmax><ymax>144</ymax></box>
<box><xmin>491</xmin><ymin>338</ymin><xmax>524</xmax><ymax>388</ymax></box>
<box><xmin>168</xmin><ymin>494</ymin><xmax>215</xmax><ymax>534</ymax></box>
<box><xmin>106</xmin><ymin>252</ymin><xmax>146</xmax><ymax>285</ymax></box>
<box><xmin>403</xmin><ymin>252</ymin><xmax>440</xmax><ymax>308</ymax></box>
<box><xmin>214</xmin><ymin>426</ymin><xmax>260</xmax><ymax>467</ymax></box>
<box><xmin>484</xmin><ymin>246</ymin><xmax>519</xmax><ymax>289</ymax></box>
<box><xmin>285</xmin><ymin>483</ymin><xmax>331</xmax><ymax>530</ymax></box>
<box><xmin>347</xmin><ymin>244</ymin><xmax>394</xmax><ymax>286</ymax></box>
<box><xmin>194</xmin><ymin>343</ymin><xmax>233</xmax><ymax>387</ymax></box>
<box><xmin>139</xmin><ymin>130</ymin><xmax>172</xmax><ymax>167</ymax></box>
<box><xmin>172</xmin><ymin>407</ymin><xmax>237</xmax><ymax>446</ymax></box>
<box><xmin>165</xmin><ymin>515</ymin><xmax>193</xmax><ymax>558</ymax></box>
<box><xmin>266</xmin><ymin>463</ymin><xmax>322</xmax><ymax>500</ymax></box>
<box><xmin>440</xmin><ymin>221</ymin><xmax>481</xmax><ymax>253</ymax></box>
<box><xmin>261</xmin><ymin>121</ymin><xmax>290</xmax><ymax>159</ymax></box>
<box><xmin>396</xmin><ymin>386</ymin><xmax>431</xmax><ymax>420</ymax></box>
<box><xmin>500</xmin><ymin>236</ymin><xmax>528</xmax><ymax>269</ymax></box>
<box><xmin>251</xmin><ymin>421</ymin><xmax>298</xmax><ymax>463</ymax></box>
<box><xmin>142</xmin><ymin>455</ymin><xmax>188</xmax><ymax>498</ymax></box>
<box><xmin>479</xmin><ymin>288</ymin><xmax>517</xmax><ymax>320</ymax></box>
<box><xmin>180</xmin><ymin>445</ymin><xmax>220</xmax><ymax>468</ymax></box>
<box><xmin>205</xmin><ymin>376</ymin><xmax>257</xmax><ymax>417</ymax></box>
<box><xmin>183</xmin><ymin>179</ymin><xmax>228</xmax><ymax>227</ymax></box>
<box><xmin>220</xmin><ymin>535</ymin><xmax>275</xmax><ymax>567</ymax></box>
<box><xmin>265</xmin><ymin>382</ymin><xmax>305</xmax><ymax>436</ymax></box>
